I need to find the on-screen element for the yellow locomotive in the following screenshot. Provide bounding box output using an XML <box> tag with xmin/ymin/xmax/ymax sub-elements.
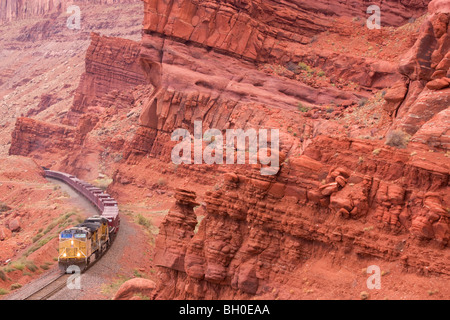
<box><xmin>58</xmin><ymin>216</ymin><xmax>111</xmax><ymax>272</ymax></box>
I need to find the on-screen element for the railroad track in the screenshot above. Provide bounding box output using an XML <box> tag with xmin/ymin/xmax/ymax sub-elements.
<box><xmin>23</xmin><ymin>273</ymin><xmax>71</xmax><ymax>300</ymax></box>
<box><xmin>21</xmin><ymin>237</ymin><xmax>110</xmax><ymax>300</ymax></box>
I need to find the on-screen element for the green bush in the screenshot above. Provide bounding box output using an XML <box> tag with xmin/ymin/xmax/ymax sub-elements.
<box><xmin>40</xmin><ymin>264</ymin><xmax>50</xmax><ymax>270</ymax></box>
<box><xmin>11</xmin><ymin>262</ymin><xmax>25</xmax><ymax>271</ymax></box>
<box><xmin>297</xmin><ymin>102</ymin><xmax>310</xmax><ymax>113</ymax></box>
<box><xmin>0</xmin><ymin>288</ymin><xmax>9</xmax><ymax>295</ymax></box>
<box><xmin>25</xmin><ymin>261</ymin><xmax>38</xmax><ymax>273</ymax></box>
<box><xmin>298</xmin><ymin>62</ymin><xmax>311</xmax><ymax>72</ymax></box>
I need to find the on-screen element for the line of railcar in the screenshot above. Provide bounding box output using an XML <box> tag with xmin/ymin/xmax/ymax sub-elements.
<box><xmin>44</xmin><ymin>169</ymin><xmax>120</xmax><ymax>272</ymax></box>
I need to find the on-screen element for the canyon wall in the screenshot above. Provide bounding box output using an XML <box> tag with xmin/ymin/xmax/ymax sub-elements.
<box><xmin>0</xmin><ymin>0</ymin><xmax>140</xmax><ymax>24</ymax></box>
<box><xmin>65</xmin><ymin>33</ymin><xmax>146</xmax><ymax>125</ymax></box>
<box><xmin>140</xmin><ymin>0</ymin><xmax>450</xmax><ymax>299</ymax></box>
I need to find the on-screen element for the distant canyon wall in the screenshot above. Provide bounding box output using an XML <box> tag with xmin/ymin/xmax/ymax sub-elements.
<box><xmin>0</xmin><ymin>0</ymin><xmax>139</xmax><ymax>24</ymax></box>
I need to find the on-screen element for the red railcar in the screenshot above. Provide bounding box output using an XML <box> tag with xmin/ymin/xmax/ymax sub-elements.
<box><xmin>43</xmin><ymin>169</ymin><xmax>120</xmax><ymax>238</ymax></box>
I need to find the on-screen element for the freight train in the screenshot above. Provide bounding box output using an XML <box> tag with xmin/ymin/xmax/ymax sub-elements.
<box><xmin>44</xmin><ymin>169</ymin><xmax>120</xmax><ymax>273</ymax></box>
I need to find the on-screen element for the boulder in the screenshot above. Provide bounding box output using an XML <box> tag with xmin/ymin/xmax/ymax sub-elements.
<box><xmin>113</xmin><ymin>278</ymin><xmax>156</xmax><ymax>300</ymax></box>
<box><xmin>426</xmin><ymin>78</ymin><xmax>450</xmax><ymax>90</ymax></box>
<box><xmin>8</xmin><ymin>218</ymin><xmax>20</xmax><ymax>232</ymax></box>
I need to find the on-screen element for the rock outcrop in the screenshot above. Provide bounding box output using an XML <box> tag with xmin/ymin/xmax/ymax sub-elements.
<box><xmin>112</xmin><ymin>278</ymin><xmax>156</xmax><ymax>300</ymax></box>
<box><xmin>65</xmin><ymin>33</ymin><xmax>146</xmax><ymax>125</ymax></box>
<box><xmin>9</xmin><ymin>117</ymin><xmax>76</xmax><ymax>158</ymax></box>
<box><xmin>386</xmin><ymin>1</ymin><xmax>450</xmax><ymax>144</ymax></box>
<box><xmin>152</xmin><ymin>135</ymin><xmax>449</xmax><ymax>299</ymax></box>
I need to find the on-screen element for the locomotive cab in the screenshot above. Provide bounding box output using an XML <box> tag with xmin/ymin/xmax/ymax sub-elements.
<box><xmin>58</xmin><ymin>218</ymin><xmax>111</xmax><ymax>273</ymax></box>
<box><xmin>58</xmin><ymin>227</ymin><xmax>91</xmax><ymax>272</ymax></box>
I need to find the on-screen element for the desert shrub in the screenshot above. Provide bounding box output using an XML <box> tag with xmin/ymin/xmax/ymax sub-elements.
<box><xmin>317</xmin><ymin>70</ymin><xmax>326</xmax><ymax>77</ymax></box>
<box><xmin>0</xmin><ymin>288</ymin><xmax>9</xmax><ymax>295</ymax></box>
<box><xmin>4</xmin><ymin>266</ymin><xmax>15</xmax><ymax>273</ymax></box>
<box><xmin>32</xmin><ymin>233</ymin><xmax>43</xmax><ymax>243</ymax></box>
<box><xmin>157</xmin><ymin>178</ymin><xmax>167</xmax><ymax>186</ymax></box>
<box><xmin>25</xmin><ymin>261</ymin><xmax>38</xmax><ymax>273</ymax></box>
<box><xmin>298</xmin><ymin>62</ymin><xmax>311</xmax><ymax>72</ymax></box>
<box><xmin>136</xmin><ymin>214</ymin><xmax>151</xmax><ymax>229</ymax></box>
<box><xmin>326</xmin><ymin>106</ymin><xmax>334</xmax><ymax>113</ymax></box>
<box><xmin>0</xmin><ymin>270</ymin><xmax>6</xmax><ymax>281</ymax></box>
<box><xmin>92</xmin><ymin>177</ymin><xmax>113</xmax><ymax>191</ymax></box>
<box><xmin>297</xmin><ymin>102</ymin><xmax>310</xmax><ymax>113</ymax></box>
<box><xmin>385</xmin><ymin>130</ymin><xmax>410</xmax><ymax>148</ymax></box>
<box><xmin>286</xmin><ymin>61</ymin><xmax>299</xmax><ymax>74</ymax></box>
<box><xmin>40</xmin><ymin>262</ymin><xmax>52</xmax><ymax>271</ymax></box>
<box><xmin>358</xmin><ymin>98</ymin><xmax>368</xmax><ymax>107</ymax></box>
<box><xmin>10</xmin><ymin>283</ymin><xmax>22</xmax><ymax>290</ymax></box>
<box><xmin>0</xmin><ymin>202</ymin><xmax>11</xmax><ymax>213</ymax></box>
<box><xmin>11</xmin><ymin>262</ymin><xmax>25</xmax><ymax>271</ymax></box>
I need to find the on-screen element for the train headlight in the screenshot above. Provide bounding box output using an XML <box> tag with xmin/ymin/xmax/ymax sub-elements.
<box><xmin>71</xmin><ymin>240</ymin><xmax>74</xmax><ymax>246</ymax></box>
<box><xmin>77</xmin><ymin>252</ymin><xmax>81</xmax><ymax>258</ymax></box>
<box><xmin>63</xmin><ymin>253</ymin><xmax>67</xmax><ymax>258</ymax></box>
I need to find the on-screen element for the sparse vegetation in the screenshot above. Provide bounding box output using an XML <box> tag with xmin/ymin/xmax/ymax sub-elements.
<box><xmin>10</xmin><ymin>283</ymin><xmax>22</xmax><ymax>290</ymax></box>
<box><xmin>3</xmin><ymin>266</ymin><xmax>15</xmax><ymax>273</ymax></box>
<box><xmin>24</xmin><ymin>211</ymin><xmax>78</xmax><ymax>258</ymax></box>
<box><xmin>358</xmin><ymin>98</ymin><xmax>368</xmax><ymax>107</ymax></box>
<box><xmin>360</xmin><ymin>291</ymin><xmax>370</xmax><ymax>300</ymax></box>
<box><xmin>0</xmin><ymin>288</ymin><xmax>9</xmax><ymax>295</ymax></box>
<box><xmin>0</xmin><ymin>202</ymin><xmax>11</xmax><ymax>213</ymax></box>
<box><xmin>101</xmin><ymin>275</ymin><xmax>131</xmax><ymax>296</ymax></box>
<box><xmin>157</xmin><ymin>178</ymin><xmax>167</xmax><ymax>187</ymax></box>
<box><xmin>0</xmin><ymin>269</ymin><xmax>6</xmax><ymax>281</ymax></box>
<box><xmin>385</xmin><ymin>130</ymin><xmax>410</xmax><ymax>148</ymax></box>
<box><xmin>298</xmin><ymin>62</ymin><xmax>312</xmax><ymax>72</ymax></box>
<box><xmin>32</xmin><ymin>233</ymin><xmax>43</xmax><ymax>243</ymax></box>
<box><xmin>92</xmin><ymin>176</ymin><xmax>113</xmax><ymax>191</ymax></box>
<box><xmin>136</xmin><ymin>214</ymin><xmax>152</xmax><ymax>229</ymax></box>
<box><xmin>25</xmin><ymin>261</ymin><xmax>38</xmax><ymax>273</ymax></box>
<box><xmin>40</xmin><ymin>262</ymin><xmax>52</xmax><ymax>270</ymax></box>
<box><xmin>11</xmin><ymin>262</ymin><xmax>25</xmax><ymax>271</ymax></box>
<box><xmin>297</xmin><ymin>102</ymin><xmax>310</xmax><ymax>113</ymax></box>
<box><xmin>326</xmin><ymin>106</ymin><xmax>334</xmax><ymax>114</ymax></box>
<box><xmin>133</xmin><ymin>269</ymin><xmax>143</xmax><ymax>278</ymax></box>
<box><xmin>427</xmin><ymin>289</ymin><xmax>439</xmax><ymax>296</ymax></box>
